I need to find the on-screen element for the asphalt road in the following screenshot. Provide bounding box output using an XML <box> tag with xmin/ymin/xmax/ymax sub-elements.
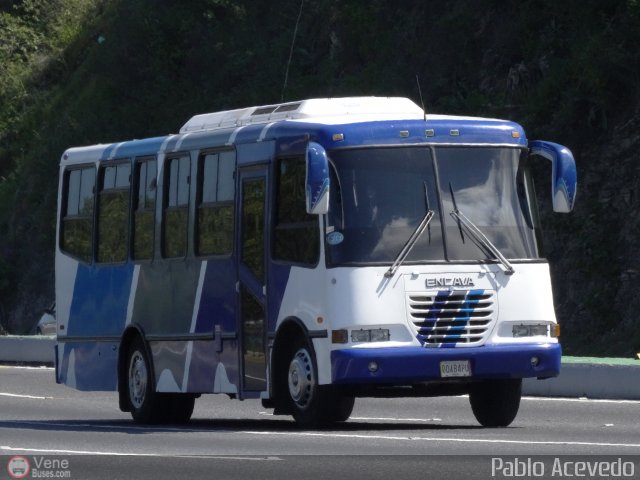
<box><xmin>1</xmin><ymin>365</ymin><xmax>639</xmax><ymax>479</ymax></box>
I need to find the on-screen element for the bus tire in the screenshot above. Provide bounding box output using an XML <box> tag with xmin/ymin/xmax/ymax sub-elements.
<box><xmin>283</xmin><ymin>336</ymin><xmax>352</xmax><ymax>428</ymax></box>
<box><xmin>161</xmin><ymin>393</ymin><xmax>196</xmax><ymax>424</ymax></box>
<box><xmin>126</xmin><ymin>338</ymin><xmax>196</xmax><ymax>424</ymax></box>
<box><xmin>327</xmin><ymin>394</ymin><xmax>355</xmax><ymax>423</ymax></box>
<box><xmin>126</xmin><ymin>337</ymin><xmax>162</xmax><ymax>424</ymax></box>
<box><xmin>469</xmin><ymin>378</ymin><xmax>521</xmax><ymax>427</ymax></box>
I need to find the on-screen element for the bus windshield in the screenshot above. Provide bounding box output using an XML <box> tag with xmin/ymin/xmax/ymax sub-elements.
<box><xmin>326</xmin><ymin>146</ymin><xmax>541</xmax><ymax>266</ymax></box>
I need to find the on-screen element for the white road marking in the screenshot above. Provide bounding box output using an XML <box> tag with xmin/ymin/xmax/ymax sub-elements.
<box><xmin>258</xmin><ymin>412</ymin><xmax>443</xmax><ymax>422</ymax></box>
<box><xmin>1</xmin><ymin>420</ymin><xmax>207</xmax><ymax>433</ymax></box>
<box><xmin>1</xmin><ymin>445</ymin><xmax>161</xmax><ymax>456</ymax></box>
<box><xmin>0</xmin><ymin>392</ymin><xmax>52</xmax><ymax>400</ymax></box>
<box><xmin>350</xmin><ymin>416</ymin><xmax>443</xmax><ymax>422</ymax></box>
<box><xmin>243</xmin><ymin>431</ymin><xmax>640</xmax><ymax>449</ymax></box>
<box><xmin>0</xmin><ymin>445</ymin><xmax>280</xmax><ymax>460</ymax></box>
<box><xmin>2</xmin><ymin>418</ymin><xmax>638</xmax><ymax>451</ymax></box>
<box><xmin>522</xmin><ymin>396</ymin><xmax>640</xmax><ymax>404</ymax></box>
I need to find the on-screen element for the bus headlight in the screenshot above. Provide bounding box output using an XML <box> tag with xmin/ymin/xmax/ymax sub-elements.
<box><xmin>512</xmin><ymin>324</ymin><xmax>549</xmax><ymax>338</ymax></box>
<box><xmin>351</xmin><ymin>328</ymin><xmax>390</xmax><ymax>343</ymax></box>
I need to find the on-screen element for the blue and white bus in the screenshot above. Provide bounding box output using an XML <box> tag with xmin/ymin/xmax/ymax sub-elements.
<box><xmin>55</xmin><ymin>97</ymin><xmax>576</xmax><ymax>427</ymax></box>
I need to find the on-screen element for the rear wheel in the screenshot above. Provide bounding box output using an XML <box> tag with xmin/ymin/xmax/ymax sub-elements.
<box><xmin>161</xmin><ymin>394</ymin><xmax>195</xmax><ymax>424</ymax></box>
<box><xmin>469</xmin><ymin>378</ymin><xmax>522</xmax><ymax>427</ymax></box>
<box><xmin>126</xmin><ymin>337</ymin><xmax>195</xmax><ymax>424</ymax></box>
<box><xmin>284</xmin><ymin>337</ymin><xmax>354</xmax><ymax>428</ymax></box>
<box><xmin>127</xmin><ymin>338</ymin><xmax>158</xmax><ymax>423</ymax></box>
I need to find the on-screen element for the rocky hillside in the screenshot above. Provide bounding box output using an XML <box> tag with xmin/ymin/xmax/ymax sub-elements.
<box><xmin>1</xmin><ymin>0</ymin><xmax>639</xmax><ymax>355</ymax></box>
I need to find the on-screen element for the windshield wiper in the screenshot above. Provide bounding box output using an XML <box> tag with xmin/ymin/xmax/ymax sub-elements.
<box><xmin>449</xmin><ymin>208</ymin><xmax>515</xmax><ymax>276</ymax></box>
<box><xmin>384</xmin><ymin>209</ymin><xmax>435</xmax><ymax>278</ymax></box>
<box><xmin>385</xmin><ymin>181</ymin><xmax>435</xmax><ymax>278</ymax></box>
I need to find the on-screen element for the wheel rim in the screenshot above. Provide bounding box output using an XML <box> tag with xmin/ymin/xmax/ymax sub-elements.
<box><xmin>288</xmin><ymin>348</ymin><xmax>315</xmax><ymax>410</ymax></box>
<box><xmin>128</xmin><ymin>350</ymin><xmax>147</xmax><ymax>409</ymax></box>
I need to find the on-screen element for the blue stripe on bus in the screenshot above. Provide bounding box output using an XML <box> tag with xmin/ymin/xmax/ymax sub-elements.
<box><xmin>88</xmin><ymin>117</ymin><xmax>526</xmax><ymax>169</ymax></box>
<box><xmin>267</xmin><ymin>119</ymin><xmax>527</xmax><ymax>148</ymax></box>
<box><xmin>67</xmin><ymin>263</ymin><xmax>134</xmax><ymax>337</ymax></box>
<box><xmin>58</xmin><ymin>341</ymin><xmax>119</xmax><ymax>391</ymax></box>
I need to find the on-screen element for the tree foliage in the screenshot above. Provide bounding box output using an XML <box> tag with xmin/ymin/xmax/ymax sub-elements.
<box><xmin>1</xmin><ymin>0</ymin><xmax>639</xmax><ymax>354</ymax></box>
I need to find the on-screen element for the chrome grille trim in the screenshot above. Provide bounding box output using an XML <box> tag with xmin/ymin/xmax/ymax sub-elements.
<box><xmin>407</xmin><ymin>289</ymin><xmax>496</xmax><ymax>346</ymax></box>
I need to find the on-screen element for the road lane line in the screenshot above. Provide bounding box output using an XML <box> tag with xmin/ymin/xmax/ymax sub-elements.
<box><xmin>1</xmin><ymin>420</ymin><xmax>211</xmax><ymax>433</ymax></box>
<box><xmin>522</xmin><ymin>396</ymin><xmax>640</xmax><ymax>404</ymax></box>
<box><xmin>1</xmin><ymin>445</ymin><xmax>162</xmax><ymax>456</ymax></box>
<box><xmin>242</xmin><ymin>431</ymin><xmax>640</xmax><ymax>449</ymax></box>
<box><xmin>0</xmin><ymin>445</ymin><xmax>280</xmax><ymax>460</ymax></box>
<box><xmin>0</xmin><ymin>392</ymin><xmax>52</xmax><ymax>400</ymax></box>
<box><xmin>2</xmin><ymin>419</ymin><xmax>639</xmax><ymax>450</ymax></box>
<box><xmin>349</xmin><ymin>416</ymin><xmax>442</xmax><ymax>422</ymax></box>
<box><xmin>259</xmin><ymin>412</ymin><xmax>444</xmax><ymax>422</ymax></box>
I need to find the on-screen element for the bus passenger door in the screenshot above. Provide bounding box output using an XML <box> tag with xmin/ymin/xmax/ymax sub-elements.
<box><xmin>237</xmin><ymin>167</ymin><xmax>268</xmax><ymax>395</ymax></box>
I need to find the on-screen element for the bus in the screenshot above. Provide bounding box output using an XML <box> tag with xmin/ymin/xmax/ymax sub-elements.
<box><xmin>55</xmin><ymin>96</ymin><xmax>577</xmax><ymax>427</ymax></box>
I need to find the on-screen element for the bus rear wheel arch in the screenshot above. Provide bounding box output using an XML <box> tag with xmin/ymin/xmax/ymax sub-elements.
<box><xmin>123</xmin><ymin>335</ymin><xmax>195</xmax><ymax>425</ymax></box>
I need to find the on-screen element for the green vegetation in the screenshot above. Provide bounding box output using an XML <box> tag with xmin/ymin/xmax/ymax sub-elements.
<box><xmin>1</xmin><ymin>0</ymin><xmax>640</xmax><ymax>356</ymax></box>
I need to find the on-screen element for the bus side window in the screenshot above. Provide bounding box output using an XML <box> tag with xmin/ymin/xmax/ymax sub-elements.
<box><xmin>132</xmin><ymin>157</ymin><xmax>157</xmax><ymax>260</ymax></box>
<box><xmin>61</xmin><ymin>166</ymin><xmax>95</xmax><ymax>263</ymax></box>
<box><xmin>163</xmin><ymin>155</ymin><xmax>190</xmax><ymax>258</ymax></box>
<box><xmin>273</xmin><ymin>156</ymin><xmax>320</xmax><ymax>265</ymax></box>
<box><xmin>97</xmin><ymin>162</ymin><xmax>131</xmax><ymax>263</ymax></box>
<box><xmin>196</xmin><ymin>150</ymin><xmax>235</xmax><ymax>256</ymax></box>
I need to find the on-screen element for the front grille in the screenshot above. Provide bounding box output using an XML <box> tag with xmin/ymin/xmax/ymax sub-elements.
<box><xmin>407</xmin><ymin>289</ymin><xmax>495</xmax><ymax>346</ymax></box>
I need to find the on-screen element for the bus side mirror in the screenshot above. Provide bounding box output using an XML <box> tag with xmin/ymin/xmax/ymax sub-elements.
<box><xmin>530</xmin><ymin>140</ymin><xmax>577</xmax><ymax>213</ymax></box>
<box><xmin>305</xmin><ymin>142</ymin><xmax>330</xmax><ymax>215</ymax></box>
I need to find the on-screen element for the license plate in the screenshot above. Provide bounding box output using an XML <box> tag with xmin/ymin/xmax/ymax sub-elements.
<box><xmin>440</xmin><ymin>360</ymin><xmax>471</xmax><ymax>378</ymax></box>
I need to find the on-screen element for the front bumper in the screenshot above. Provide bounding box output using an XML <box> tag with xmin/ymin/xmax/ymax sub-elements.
<box><xmin>331</xmin><ymin>343</ymin><xmax>561</xmax><ymax>384</ymax></box>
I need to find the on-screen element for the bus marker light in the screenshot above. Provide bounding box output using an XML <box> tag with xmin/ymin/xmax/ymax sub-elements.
<box><xmin>368</xmin><ymin>361</ymin><xmax>379</xmax><ymax>373</ymax></box>
<box><xmin>399</xmin><ymin>130</ymin><xmax>410</xmax><ymax>138</ymax></box>
<box><xmin>512</xmin><ymin>131</ymin><xmax>521</xmax><ymax>138</ymax></box>
<box><xmin>552</xmin><ymin>324</ymin><xmax>560</xmax><ymax>338</ymax></box>
<box><xmin>332</xmin><ymin>329</ymin><xmax>348</xmax><ymax>344</ymax></box>
<box><xmin>530</xmin><ymin>356</ymin><xmax>540</xmax><ymax>367</ymax></box>
<box><xmin>332</xmin><ymin>133</ymin><xmax>344</xmax><ymax>141</ymax></box>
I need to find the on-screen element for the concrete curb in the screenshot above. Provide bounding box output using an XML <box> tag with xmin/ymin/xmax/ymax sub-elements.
<box><xmin>1</xmin><ymin>336</ymin><xmax>639</xmax><ymax>400</ymax></box>
<box><xmin>523</xmin><ymin>361</ymin><xmax>640</xmax><ymax>400</ymax></box>
<box><xmin>0</xmin><ymin>336</ymin><xmax>55</xmax><ymax>364</ymax></box>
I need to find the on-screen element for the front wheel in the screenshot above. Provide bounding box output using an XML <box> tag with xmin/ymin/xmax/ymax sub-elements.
<box><xmin>469</xmin><ymin>378</ymin><xmax>522</xmax><ymax>427</ymax></box>
<box><xmin>284</xmin><ymin>338</ymin><xmax>354</xmax><ymax>428</ymax></box>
